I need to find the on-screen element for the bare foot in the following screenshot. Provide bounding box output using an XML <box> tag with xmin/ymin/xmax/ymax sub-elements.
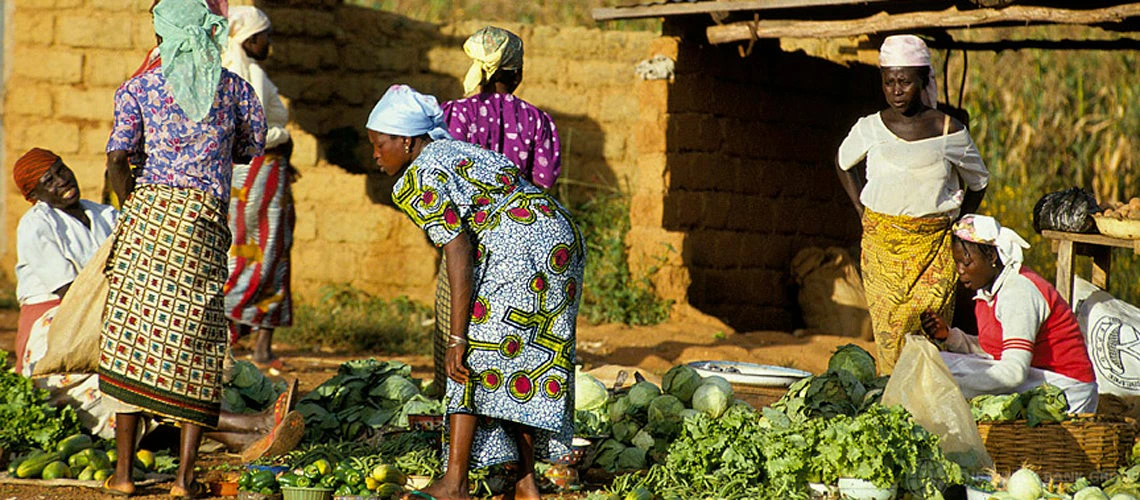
<box><xmin>510</xmin><ymin>472</ymin><xmax>541</xmax><ymax>500</ymax></box>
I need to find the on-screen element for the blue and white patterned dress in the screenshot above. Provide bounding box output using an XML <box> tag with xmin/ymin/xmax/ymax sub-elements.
<box><xmin>393</xmin><ymin>140</ymin><xmax>585</xmax><ymax>468</ymax></box>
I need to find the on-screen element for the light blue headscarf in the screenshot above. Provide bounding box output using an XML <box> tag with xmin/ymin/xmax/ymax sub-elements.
<box><xmin>366</xmin><ymin>85</ymin><xmax>453</xmax><ymax>141</ymax></box>
<box><xmin>153</xmin><ymin>0</ymin><xmax>229</xmax><ymax>122</ymax></box>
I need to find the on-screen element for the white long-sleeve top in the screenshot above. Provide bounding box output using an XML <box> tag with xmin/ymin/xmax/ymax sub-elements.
<box><xmin>247</xmin><ymin>62</ymin><xmax>290</xmax><ymax>150</ymax></box>
<box><xmin>15</xmin><ymin>200</ymin><xmax>118</xmax><ymax>305</ymax></box>
<box><xmin>837</xmin><ymin>112</ymin><xmax>989</xmax><ymax>218</ymax></box>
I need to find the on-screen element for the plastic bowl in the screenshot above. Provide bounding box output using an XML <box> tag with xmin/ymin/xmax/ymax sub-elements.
<box><xmin>281</xmin><ymin>486</ymin><xmax>334</xmax><ymax>500</ymax></box>
<box><xmin>209</xmin><ymin>480</ymin><xmax>240</xmax><ymax>497</ymax></box>
<box><xmin>837</xmin><ymin>478</ymin><xmax>897</xmax><ymax>500</ymax></box>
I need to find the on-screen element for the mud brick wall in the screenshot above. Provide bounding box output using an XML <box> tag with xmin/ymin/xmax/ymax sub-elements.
<box><xmin>628</xmin><ymin>33</ymin><xmax>881</xmax><ymax>331</ymax></box>
<box><xmin>1</xmin><ymin>0</ymin><xmax>654</xmax><ymax>305</ymax></box>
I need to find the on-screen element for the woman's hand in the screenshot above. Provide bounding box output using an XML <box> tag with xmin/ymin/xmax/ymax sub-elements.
<box><xmin>445</xmin><ymin>343</ymin><xmax>471</xmax><ymax>384</ymax></box>
<box><xmin>920</xmin><ymin>310</ymin><xmax>949</xmax><ymax>341</ymax></box>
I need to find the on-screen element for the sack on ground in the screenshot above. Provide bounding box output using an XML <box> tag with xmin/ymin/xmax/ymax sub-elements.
<box><xmin>32</xmin><ymin>236</ymin><xmax>113</xmax><ymax>375</ymax></box>
<box><xmin>790</xmin><ymin>247</ymin><xmax>872</xmax><ymax>339</ymax></box>
<box><xmin>1032</xmin><ymin>187</ymin><xmax>1100</xmax><ymax>233</ymax></box>
<box><xmin>882</xmin><ymin>334</ymin><xmax>992</xmax><ymax>472</ymax></box>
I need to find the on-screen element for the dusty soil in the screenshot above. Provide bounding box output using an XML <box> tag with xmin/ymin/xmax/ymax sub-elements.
<box><xmin>0</xmin><ymin>307</ymin><xmax>873</xmax><ymax>499</ymax></box>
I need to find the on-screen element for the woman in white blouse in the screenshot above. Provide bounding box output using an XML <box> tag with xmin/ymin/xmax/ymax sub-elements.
<box><xmin>836</xmin><ymin>35</ymin><xmax>989</xmax><ymax>374</ymax></box>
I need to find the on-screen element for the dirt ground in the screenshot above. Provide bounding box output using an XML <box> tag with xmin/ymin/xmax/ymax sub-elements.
<box><xmin>0</xmin><ymin>307</ymin><xmax>874</xmax><ymax>499</ymax></box>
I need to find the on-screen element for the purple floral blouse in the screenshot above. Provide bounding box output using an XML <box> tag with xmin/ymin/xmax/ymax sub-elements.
<box><xmin>441</xmin><ymin>93</ymin><xmax>561</xmax><ymax>189</ymax></box>
<box><xmin>106</xmin><ymin>67</ymin><xmax>266</xmax><ymax>203</ymax></box>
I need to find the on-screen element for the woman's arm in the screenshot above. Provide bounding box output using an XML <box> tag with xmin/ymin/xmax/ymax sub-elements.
<box><xmin>106</xmin><ymin>151</ymin><xmax>135</xmax><ymax>207</ymax></box>
<box><xmin>835</xmin><ymin>162</ymin><xmax>865</xmax><ymax>217</ymax></box>
<box><xmin>956</xmin><ymin>275</ymin><xmax>1049</xmax><ymax>394</ymax></box>
<box><xmin>960</xmin><ymin>186</ymin><xmax>986</xmax><ymax>217</ymax></box>
<box><xmin>444</xmin><ymin>231</ymin><xmax>474</xmax><ymax>384</ymax></box>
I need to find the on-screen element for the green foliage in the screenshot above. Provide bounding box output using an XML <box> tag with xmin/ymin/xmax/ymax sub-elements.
<box><xmin>279</xmin><ymin>285</ymin><xmax>433</xmax><ymax>355</ymax></box>
<box><xmin>952</xmin><ymin>29</ymin><xmax>1140</xmax><ymax>303</ymax></box>
<box><xmin>571</xmin><ymin>191</ymin><xmax>673</xmax><ymax>325</ymax></box>
<box><xmin>0</xmin><ymin>350</ymin><xmax>82</xmax><ymax>454</ymax></box>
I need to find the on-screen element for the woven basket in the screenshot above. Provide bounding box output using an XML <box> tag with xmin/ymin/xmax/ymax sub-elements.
<box><xmin>975</xmin><ymin>415</ymin><xmax>1135</xmax><ymax>481</ymax></box>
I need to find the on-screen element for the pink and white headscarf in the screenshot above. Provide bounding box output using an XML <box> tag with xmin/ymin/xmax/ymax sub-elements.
<box><xmin>879</xmin><ymin>35</ymin><xmax>938</xmax><ymax>110</ymax></box>
<box><xmin>953</xmin><ymin>214</ymin><xmax>1031</xmax><ymax>269</ymax></box>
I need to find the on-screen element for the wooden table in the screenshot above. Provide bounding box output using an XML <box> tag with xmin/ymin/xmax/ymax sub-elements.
<box><xmin>1041</xmin><ymin>230</ymin><xmax>1140</xmax><ymax>303</ymax></box>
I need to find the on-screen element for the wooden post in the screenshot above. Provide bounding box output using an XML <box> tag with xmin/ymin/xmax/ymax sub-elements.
<box><xmin>1055</xmin><ymin>240</ymin><xmax>1075</xmax><ymax>304</ymax></box>
<box><xmin>1090</xmin><ymin>245</ymin><xmax>1113</xmax><ymax>291</ymax></box>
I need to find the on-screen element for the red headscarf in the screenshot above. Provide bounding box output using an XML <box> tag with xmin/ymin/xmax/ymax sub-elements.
<box><xmin>13</xmin><ymin>148</ymin><xmax>60</xmax><ymax>202</ymax></box>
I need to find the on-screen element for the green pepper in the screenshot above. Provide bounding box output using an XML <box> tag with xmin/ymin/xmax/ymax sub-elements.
<box><xmin>334</xmin><ymin>461</ymin><xmax>353</xmax><ymax>477</ymax></box>
<box><xmin>295</xmin><ymin>476</ymin><xmax>312</xmax><ymax>488</ymax></box>
<box><xmin>259</xmin><ymin>486</ymin><xmax>274</xmax><ymax>496</ymax></box>
<box><xmin>335</xmin><ymin>485</ymin><xmax>354</xmax><ymax>496</ymax></box>
<box><xmin>319</xmin><ymin>475</ymin><xmax>338</xmax><ymax>489</ymax></box>
<box><xmin>277</xmin><ymin>472</ymin><xmax>300</xmax><ymax>488</ymax></box>
<box><xmin>345</xmin><ymin>470</ymin><xmax>362</xmax><ymax>486</ymax></box>
<box><xmin>238</xmin><ymin>471</ymin><xmax>252</xmax><ymax>490</ymax></box>
<box><xmin>356</xmin><ymin>485</ymin><xmax>372</xmax><ymax>496</ymax></box>
<box><xmin>303</xmin><ymin>463</ymin><xmax>321</xmax><ymax>479</ymax></box>
<box><xmin>250</xmin><ymin>470</ymin><xmax>276</xmax><ymax>490</ymax></box>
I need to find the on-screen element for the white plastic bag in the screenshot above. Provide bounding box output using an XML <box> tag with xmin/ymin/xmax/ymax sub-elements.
<box><xmin>882</xmin><ymin>335</ymin><xmax>992</xmax><ymax>472</ymax></box>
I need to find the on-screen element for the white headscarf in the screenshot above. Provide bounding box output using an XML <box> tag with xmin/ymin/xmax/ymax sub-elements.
<box><xmin>879</xmin><ymin>35</ymin><xmax>938</xmax><ymax>110</ymax></box>
<box><xmin>222</xmin><ymin>6</ymin><xmax>270</xmax><ymax>83</ymax></box>
<box><xmin>367</xmin><ymin>85</ymin><xmax>453</xmax><ymax>141</ymax></box>
<box><xmin>953</xmin><ymin>214</ymin><xmax>1031</xmax><ymax>269</ymax></box>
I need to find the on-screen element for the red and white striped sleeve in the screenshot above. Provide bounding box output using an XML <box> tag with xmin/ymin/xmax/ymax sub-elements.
<box><xmin>955</xmin><ymin>272</ymin><xmax>1050</xmax><ymax>394</ymax></box>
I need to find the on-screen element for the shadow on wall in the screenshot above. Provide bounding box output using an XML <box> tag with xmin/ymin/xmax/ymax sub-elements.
<box><xmin>660</xmin><ymin>33</ymin><xmax>881</xmax><ymax>332</ymax></box>
<box><xmin>258</xmin><ymin>1</ymin><xmax>617</xmax><ymax>210</ymax></box>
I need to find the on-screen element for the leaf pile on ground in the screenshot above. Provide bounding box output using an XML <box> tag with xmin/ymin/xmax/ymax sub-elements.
<box><xmin>295</xmin><ymin>359</ymin><xmax>444</xmax><ymax>442</ymax></box>
<box><xmin>0</xmin><ymin>350</ymin><xmax>81</xmax><ymax>454</ymax></box>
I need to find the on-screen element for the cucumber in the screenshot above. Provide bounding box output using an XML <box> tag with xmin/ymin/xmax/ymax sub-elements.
<box><xmin>77</xmin><ymin>466</ymin><xmax>96</xmax><ymax>481</ymax></box>
<box><xmin>67</xmin><ymin>452</ymin><xmax>90</xmax><ymax>470</ymax></box>
<box><xmin>41</xmin><ymin>461</ymin><xmax>72</xmax><ymax>480</ymax></box>
<box><xmin>86</xmin><ymin>449</ymin><xmax>111</xmax><ymax>470</ymax></box>
<box><xmin>93</xmin><ymin>468</ymin><xmax>112</xmax><ymax>482</ymax></box>
<box><xmin>16</xmin><ymin>451</ymin><xmax>61</xmax><ymax>479</ymax></box>
<box><xmin>56</xmin><ymin>434</ymin><xmax>94</xmax><ymax>458</ymax></box>
<box><xmin>7</xmin><ymin>456</ymin><xmax>27</xmax><ymax>476</ymax></box>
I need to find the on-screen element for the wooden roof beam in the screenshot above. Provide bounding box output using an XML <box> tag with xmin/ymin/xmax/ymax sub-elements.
<box><xmin>592</xmin><ymin>0</ymin><xmax>895</xmax><ymax>22</ymax></box>
<box><xmin>706</xmin><ymin>4</ymin><xmax>1140</xmax><ymax>44</ymax></box>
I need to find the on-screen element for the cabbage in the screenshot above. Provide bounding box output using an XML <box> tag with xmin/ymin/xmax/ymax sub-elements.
<box><xmin>574</xmin><ymin>409</ymin><xmax>611</xmax><ymax>437</ymax></box>
<box><xmin>616</xmin><ymin>446</ymin><xmax>647</xmax><ymax>471</ymax></box>
<box><xmin>647</xmin><ymin>395</ymin><xmax>684</xmax><ymax>437</ymax></box>
<box><xmin>1022</xmin><ymin>383</ymin><xmax>1069</xmax><ymax>427</ymax></box>
<box><xmin>612</xmin><ymin>420</ymin><xmax>641</xmax><ymax>444</ymax></box>
<box><xmin>1074</xmin><ymin>487</ymin><xmax>1110</xmax><ymax>500</ymax></box>
<box><xmin>970</xmin><ymin>394</ymin><xmax>1024</xmax><ymax>422</ymax></box>
<box><xmin>575</xmin><ymin>370</ymin><xmax>609</xmax><ymax>411</ymax></box>
<box><xmin>827</xmin><ymin>344</ymin><xmax>877</xmax><ymax>385</ymax></box>
<box><xmin>662</xmin><ymin>365</ymin><xmax>703</xmax><ymax>404</ymax></box>
<box><xmin>692</xmin><ymin>382</ymin><xmax>732</xmax><ymax>418</ymax></box>
<box><xmin>701</xmin><ymin>375</ymin><xmax>733</xmax><ymax>395</ymax></box>
<box><xmin>632</xmin><ymin>429</ymin><xmax>655</xmax><ymax>451</ymax></box>
<box><xmin>679</xmin><ymin>408</ymin><xmax>701</xmax><ymax>421</ymax></box>
<box><xmin>593</xmin><ymin>439</ymin><xmax>626</xmax><ymax>471</ymax></box>
<box><xmin>628</xmin><ymin>382</ymin><xmax>661</xmax><ymax>409</ymax></box>
<box><xmin>371</xmin><ymin>375</ymin><xmax>420</xmax><ymax>404</ymax></box>
<box><xmin>608</xmin><ymin>395</ymin><xmax>631</xmax><ymax>423</ymax></box>
<box><xmin>230</xmin><ymin>360</ymin><xmax>263</xmax><ymax>388</ymax></box>
<box><xmin>1007</xmin><ymin>467</ymin><xmax>1043</xmax><ymax>500</ymax></box>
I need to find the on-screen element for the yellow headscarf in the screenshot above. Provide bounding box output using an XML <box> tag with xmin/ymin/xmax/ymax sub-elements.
<box><xmin>462</xmin><ymin>26</ymin><xmax>524</xmax><ymax>96</ymax></box>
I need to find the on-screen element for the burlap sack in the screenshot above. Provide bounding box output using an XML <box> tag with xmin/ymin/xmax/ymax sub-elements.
<box><xmin>790</xmin><ymin>247</ymin><xmax>872</xmax><ymax>339</ymax></box>
<box><xmin>31</xmin><ymin>235</ymin><xmax>113</xmax><ymax>375</ymax></box>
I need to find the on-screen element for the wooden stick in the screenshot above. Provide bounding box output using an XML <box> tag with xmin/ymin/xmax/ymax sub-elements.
<box><xmin>592</xmin><ymin>0</ymin><xmax>894</xmax><ymax>22</ymax></box>
<box><xmin>706</xmin><ymin>4</ymin><xmax>1140</xmax><ymax>44</ymax></box>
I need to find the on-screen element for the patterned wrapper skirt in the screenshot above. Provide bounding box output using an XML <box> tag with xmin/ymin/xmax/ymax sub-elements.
<box><xmin>98</xmin><ymin>184</ymin><xmax>231</xmax><ymax>428</ymax></box>
<box><xmin>861</xmin><ymin>209</ymin><xmax>957</xmax><ymax>374</ymax></box>
<box><xmin>224</xmin><ymin>154</ymin><xmax>294</xmax><ymax>329</ymax></box>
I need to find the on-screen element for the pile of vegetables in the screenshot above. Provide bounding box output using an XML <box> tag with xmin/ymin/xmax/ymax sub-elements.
<box><xmin>7</xmin><ymin>433</ymin><xmax>166</xmax><ymax>481</ymax></box>
<box><xmin>970</xmin><ymin>384</ymin><xmax>1070</xmax><ymax>426</ymax></box>
<box><xmin>0</xmin><ymin>351</ymin><xmax>82</xmax><ymax>455</ymax></box>
<box><xmin>577</xmin><ymin>365</ymin><xmax>739</xmax><ymax>473</ymax></box>
<box><xmin>582</xmin><ymin>345</ymin><xmax>966</xmax><ymax>499</ymax></box>
<box><xmin>975</xmin><ymin>466</ymin><xmax>1139</xmax><ymax>499</ymax></box>
<box><xmin>296</xmin><ymin>359</ymin><xmax>444</xmax><ymax>442</ymax></box>
<box><xmin>222</xmin><ymin>360</ymin><xmax>287</xmax><ymax>414</ymax></box>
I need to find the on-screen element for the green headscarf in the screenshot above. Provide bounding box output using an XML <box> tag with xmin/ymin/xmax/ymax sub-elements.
<box><xmin>153</xmin><ymin>0</ymin><xmax>229</xmax><ymax>122</ymax></box>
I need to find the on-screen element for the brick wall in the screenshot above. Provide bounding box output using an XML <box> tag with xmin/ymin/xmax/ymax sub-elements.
<box><xmin>1</xmin><ymin>0</ymin><xmax>654</xmax><ymax>305</ymax></box>
<box><xmin>628</xmin><ymin>32</ymin><xmax>882</xmax><ymax>331</ymax></box>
